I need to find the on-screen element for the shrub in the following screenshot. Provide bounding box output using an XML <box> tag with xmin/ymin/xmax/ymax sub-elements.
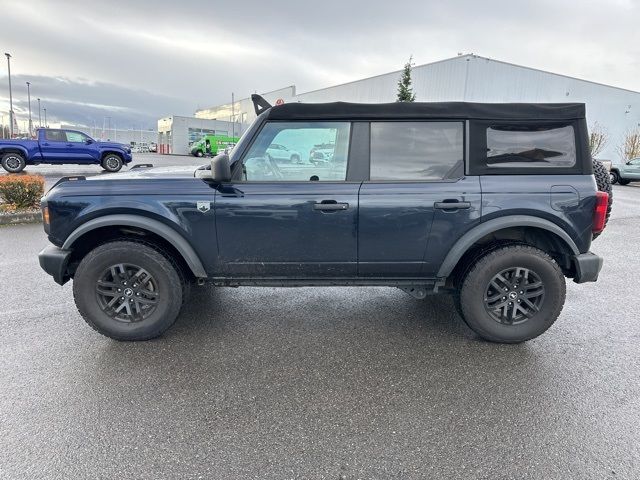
<box><xmin>0</xmin><ymin>175</ymin><xmax>45</xmax><ymax>209</ymax></box>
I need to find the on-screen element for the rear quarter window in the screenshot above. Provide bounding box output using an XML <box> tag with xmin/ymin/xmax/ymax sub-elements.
<box><xmin>486</xmin><ymin>124</ymin><xmax>576</xmax><ymax>169</ymax></box>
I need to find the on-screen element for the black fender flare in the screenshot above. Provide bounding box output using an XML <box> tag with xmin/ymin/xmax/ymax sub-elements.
<box><xmin>437</xmin><ymin>215</ymin><xmax>580</xmax><ymax>278</ymax></box>
<box><xmin>62</xmin><ymin>214</ymin><xmax>207</xmax><ymax>278</ymax></box>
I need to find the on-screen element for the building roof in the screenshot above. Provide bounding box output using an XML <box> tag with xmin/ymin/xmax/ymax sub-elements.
<box><xmin>265</xmin><ymin>101</ymin><xmax>586</xmax><ymax>121</ymax></box>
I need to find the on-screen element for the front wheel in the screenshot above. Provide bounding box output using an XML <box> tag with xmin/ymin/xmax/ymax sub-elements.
<box><xmin>1</xmin><ymin>152</ymin><xmax>26</xmax><ymax>173</ymax></box>
<box><xmin>73</xmin><ymin>241</ymin><xmax>184</xmax><ymax>341</ymax></box>
<box><xmin>195</xmin><ymin>150</ymin><xmax>204</xmax><ymax>157</ymax></box>
<box><xmin>458</xmin><ymin>245</ymin><xmax>566</xmax><ymax>343</ymax></box>
<box><xmin>101</xmin><ymin>154</ymin><xmax>123</xmax><ymax>172</ymax></box>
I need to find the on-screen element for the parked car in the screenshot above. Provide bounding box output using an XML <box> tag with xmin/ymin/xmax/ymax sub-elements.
<box><xmin>309</xmin><ymin>143</ymin><xmax>335</xmax><ymax>164</ymax></box>
<box><xmin>190</xmin><ymin>135</ymin><xmax>239</xmax><ymax>157</ymax></box>
<box><xmin>38</xmin><ymin>96</ymin><xmax>610</xmax><ymax>343</ymax></box>
<box><xmin>610</xmin><ymin>158</ymin><xmax>640</xmax><ymax>185</ymax></box>
<box><xmin>266</xmin><ymin>143</ymin><xmax>301</xmax><ymax>163</ymax></box>
<box><xmin>0</xmin><ymin>128</ymin><xmax>132</xmax><ymax>173</ymax></box>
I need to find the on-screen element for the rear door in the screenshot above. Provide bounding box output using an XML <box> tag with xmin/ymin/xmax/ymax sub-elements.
<box><xmin>39</xmin><ymin>129</ymin><xmax>71</xmax><ymax>162</ymax></box>
<box><xmin>214</xmin><ymin>121</ymin><xmax>361</xmax><ymax>278</ymax></box>
<box><xmin>358</xmin><ymin>121</ymin><xmax>481</xmax><ymax>278</ymax></box>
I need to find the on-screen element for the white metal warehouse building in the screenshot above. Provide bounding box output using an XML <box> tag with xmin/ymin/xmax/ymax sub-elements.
<box><xmin>193</xmin><ymin>54</ymin><xmax>640</xmax><ymax>161</ymax></box>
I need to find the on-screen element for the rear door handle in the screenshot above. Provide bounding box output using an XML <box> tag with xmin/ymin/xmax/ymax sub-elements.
<box><xmin>313</xmin><ymin>201</ymin><xmax>349</xmax><ymax>211</ymax></box>
<box><xmin>434</xmin><ymin>201</ymin><xmax>471</xmax><ymax>210</ymax></box>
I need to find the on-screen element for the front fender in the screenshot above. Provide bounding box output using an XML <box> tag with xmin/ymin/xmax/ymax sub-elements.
<box><xmin>62</xmin><ymin>214</ymin><xmax>207</xmax><ymax>278</ymax></box>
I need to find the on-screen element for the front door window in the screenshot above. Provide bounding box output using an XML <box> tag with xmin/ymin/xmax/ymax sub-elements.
<box><xmin>241</xmin><ymin>122</ymin><xmax>350</xmax><ymax>182</ymax></box>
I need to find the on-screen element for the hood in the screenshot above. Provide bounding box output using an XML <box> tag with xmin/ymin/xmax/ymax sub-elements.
<box><xmin>97</xmin><ymin>141</ymin><xmax>130</xmax><ymax>149</ymax></box>
<box><xmin>86</xmin><ymin>164</ymin><xmax>205</xmax><ymax>180</ymax></box>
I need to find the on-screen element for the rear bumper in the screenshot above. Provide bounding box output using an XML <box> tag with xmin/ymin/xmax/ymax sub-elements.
<box><xmin>572</xmin><ymin>252</ymin><xmax>603</xmax><ymax>283</ymax></box>
<box><xmin>38</xmin><ymin>245</ymin><xmax>72</xmax><ymax>285</ymax></box>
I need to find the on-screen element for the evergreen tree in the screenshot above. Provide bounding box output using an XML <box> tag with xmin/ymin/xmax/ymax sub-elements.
<box><xmin>397</xmin><ymin>56</ymin><xmax>416</xmax><ymax>102</ymax></box>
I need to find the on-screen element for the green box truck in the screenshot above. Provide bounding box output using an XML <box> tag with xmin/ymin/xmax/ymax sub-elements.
<box><xmin>190</xmin><ymin>135</ymin><xmax>240</xmax><ymax>157</ymax></box>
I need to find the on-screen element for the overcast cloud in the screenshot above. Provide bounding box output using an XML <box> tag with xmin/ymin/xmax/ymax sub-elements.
<box><xmin>0</xmin><ymin>0</ymin><xmax>638</xmax><ymax>128</ymax></box>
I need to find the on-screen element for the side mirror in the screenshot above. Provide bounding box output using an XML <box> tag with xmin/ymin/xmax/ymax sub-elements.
<box><xmin>85</xmin><ymin>138</ymin><xmax>94</xmax><ymax>144</ymax></box>
<box><xmin>211</xmin><ymin>153</ymin><xmax>231</xmax><ymax>182</ymax></box>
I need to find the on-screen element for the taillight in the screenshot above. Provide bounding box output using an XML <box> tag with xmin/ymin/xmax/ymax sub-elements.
<box><xmin>592</xmin><ymin>191</ymin><xmax>608</xmax><ymax>234</ymax></box>
<box><xmin>42</xmin><ymin>205</ymin><xmax>50</xmax><ymax>225</ymax></box>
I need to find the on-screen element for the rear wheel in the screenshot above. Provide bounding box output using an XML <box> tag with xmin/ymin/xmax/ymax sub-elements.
<box><xmin>618</xmin><ymin>178</ymin><xmax>631</xmax><ymax>186</ymax></box>
<box><xmin>609</xmin><ymin>170</ymin><xmax>619</xmax><ymax>185</ymax></box>
<box><xmin>458</xmin><ymin>245</ymin><xmax>566</xmax><ymax>343</ymax></box>
<box><xmin>73</xmin><ymin>241</ymin><xmax>184</xmax><ymax>341</ymax></box>
<box><xmin>1</xmin><ymin>152</ymin><xmax>26</xmax><ymax>173</ymax></box>
<box><xmin>592</xmin><ymin>158</ymin><xmax>612</xmax><ymax>240</ymax></box>
<box><xmin>101</xmin><ymin>154</ymin><xmax>123</xmax><ymax>172</ymax></box>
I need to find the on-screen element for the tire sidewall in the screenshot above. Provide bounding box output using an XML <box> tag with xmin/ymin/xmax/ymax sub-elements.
<box><xmin>460</xmin><ymin>248</ymin><xmax>566</xmax><ymax>343</ymax></box>
<box><xmin>102</xmin><ymin>154</ymin><xmax>123</xmax><ymax>172</ymax></box>
<box><xmin>1</xmin><ymin>153</ymin><xmax>26</xmax><ymax>173</ymax></box>
<box><xmin>73</xmin><ymin>243</ymin><xmax>182</xmax><ymax>340</ymax></box>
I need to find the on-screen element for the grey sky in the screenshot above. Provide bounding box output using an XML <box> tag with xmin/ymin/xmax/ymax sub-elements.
<box><xmin>0</xmin><ymin>0</ymin><xmax>638</xmax><ymax>128</ymax></box>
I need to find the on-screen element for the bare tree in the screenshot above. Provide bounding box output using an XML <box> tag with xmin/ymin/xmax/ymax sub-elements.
<box><xmin>617</xmin><ymin>128</ymin><xmax>640</xmax><ymax>161</ymax></box>
<box><xmin>588</xmin><ymin>122</ymin><xmax>609</xmax><ymax>157</ymax></box>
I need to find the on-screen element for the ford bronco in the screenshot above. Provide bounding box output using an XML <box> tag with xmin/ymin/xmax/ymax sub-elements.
<box><xmin>38</xmin><ymin>96</ymin><xmax>610</xmax><ymax>343</ymax></box>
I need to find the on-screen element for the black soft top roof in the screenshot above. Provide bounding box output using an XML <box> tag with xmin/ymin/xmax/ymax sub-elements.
<box><xmin>266</xmin><ymin>101</ymin><xmax>585</xmax><ymax>121</ymax></box>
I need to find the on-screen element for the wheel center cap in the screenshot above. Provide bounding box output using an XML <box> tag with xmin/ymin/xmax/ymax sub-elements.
<box><xmin>124</xmin><ymin>288</ymin><xmax>134</xmax><ymax>297</ymax></box>
<box><xmin>508</xmin><ymin>291</ymin><xmax>518</xmax><ymax>300</ymax></box>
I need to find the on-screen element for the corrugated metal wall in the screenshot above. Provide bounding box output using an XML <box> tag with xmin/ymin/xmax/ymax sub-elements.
<box><xmin>196</xmin><ymin>55</ymin><xmax>640</xmax><ymax>160</ymax></box>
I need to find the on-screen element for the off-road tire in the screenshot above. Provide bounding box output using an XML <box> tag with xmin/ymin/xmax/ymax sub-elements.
<box><xmin>618</xmin><ymin>178</ymin><xmax>630</xmax><ymax>186</ymax></box>
<box><xmin>101</xmin><ymin>154</ymin><xmax>123</xmax><ymax>173</ymax></box>
<box><xmin>73</xmin><ymin>241</ymin><xmax>183</xmax><ymax>341</ymax></box>
<box><xmin>1</xmin><ymin>152</ymin><xmax>27</xmax><ymax>173</ymax></box>
<box><xmin>458</xmin><ymin>245</ymin><xmax>566</xmax><ymax>343</ymax></box>
<box><xmin>592</xmin><ymin>158</ymin><xmax>612</xmax><ymax>240</ymax></box>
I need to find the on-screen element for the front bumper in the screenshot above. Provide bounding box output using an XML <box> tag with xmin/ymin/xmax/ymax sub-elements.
<box><xmin>572</xmin><ymin>252</ymin><xmax>603</xmax><ymax>283</ymax></box>
<box><xmin>38</xmin><ymin>245</ymin><xmax>72</xmax><ymax>285</ymax></box>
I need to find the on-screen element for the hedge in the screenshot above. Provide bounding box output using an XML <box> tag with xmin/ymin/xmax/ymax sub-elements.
<box><xmin>0</xmin><ymin>175</ymin><xmax>45</xmax><ymax>209</ymax></box>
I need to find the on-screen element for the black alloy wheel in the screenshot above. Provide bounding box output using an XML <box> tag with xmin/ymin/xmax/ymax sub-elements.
<box><xmin>483</xmin><ymin>267</ymin><xmax>545</xmax><ymax>325</ymax></box>
<box><xmin>95</xmin><ymin>263</ymin><xmax>159</xmax><ymax>323</ymax></box>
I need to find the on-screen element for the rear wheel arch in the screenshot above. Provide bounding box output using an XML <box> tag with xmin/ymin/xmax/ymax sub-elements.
<box><xmin>63</xmin><ymin>215</ymin><xmax>207</xmax><ymax>279</ymax></box>
<box><xmin>440</xmin><ymin>216</ymin><xmax>580</xmax><ymax>283</ymax></box>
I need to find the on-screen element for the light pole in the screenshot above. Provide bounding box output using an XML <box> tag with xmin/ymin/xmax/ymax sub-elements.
<box><xmin>5</xmin><ymin>53</ymin><xmax>13</xmax><ymax>137</ymax></box>
<box><xmin>37</xmin><ymin>98</ymin><xmax>42</xmax><ymax>128</ymax></box>
<box><xmin>26</xmin><ymin>81</ymin><xmax>32</xmax><ymax>136</ymax></box>
<box><xmin>43</xmin><ymin>107</ymin><xmax>47</xmax><ymax>127</ymax></box>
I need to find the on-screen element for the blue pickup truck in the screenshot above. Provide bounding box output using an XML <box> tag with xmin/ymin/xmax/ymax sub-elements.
<box><xmin>38</xmin><ymin>97</ymin><xmax>611</xmax><ymax>343</ymax></box>
<box><xmin>0</xmin><ymin>128</ymin><xmax>132</xmax><ymax>173</ymax></box>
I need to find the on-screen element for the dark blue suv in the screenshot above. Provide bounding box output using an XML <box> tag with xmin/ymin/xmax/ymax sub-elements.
<box><xmin>38</xmin><ymin>97</ymin><xmax>610</xmax><ymax>343</ymax></box>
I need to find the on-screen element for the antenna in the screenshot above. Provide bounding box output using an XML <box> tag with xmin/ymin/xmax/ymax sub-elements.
<box><xmin>251</xmin><ymin>94</ymin><xmax>272</xmax><ymax>116</ymax></box>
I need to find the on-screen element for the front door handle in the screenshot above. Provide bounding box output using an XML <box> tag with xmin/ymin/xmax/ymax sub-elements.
<box><xmin>313</xmin><ymin>200</ymin><xmax>349</xmax><ymax>212</ymax></box>
<box><xmin>434</xmin><ymin>200</ymin><xmax>471</xmax><ymax>210</ymax></box>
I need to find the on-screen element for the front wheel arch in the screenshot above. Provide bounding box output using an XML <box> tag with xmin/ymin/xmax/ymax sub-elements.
<box><xmin>63</xmin><ymin>215</ymin><xmax>207</xmax><ymax>279</ymax></box>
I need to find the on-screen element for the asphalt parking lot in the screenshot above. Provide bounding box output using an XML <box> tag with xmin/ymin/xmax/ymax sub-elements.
<box><xmin>1</xmin><ymin>164</ymin><xmax>639</xmax><ymax>478</ymax></box>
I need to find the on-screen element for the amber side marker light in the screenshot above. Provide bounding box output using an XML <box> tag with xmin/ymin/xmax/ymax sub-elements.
<box><xmin>592</xmin><ymin>191</ymin><xmax>609</xmax><ymax>234</ymax></box>
<box><xmin>42</xmin><ymin>206</ymin><xmax>50</xmax><ymax>225</ymax></box>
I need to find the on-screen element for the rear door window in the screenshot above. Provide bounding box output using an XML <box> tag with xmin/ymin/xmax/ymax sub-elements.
<box><xmin>486</xmin><ymin>124</ymin><xmax>576</xmax><ymax>168</ymax></box>
<box><xmin>369</xmin><ymin>122</ymin><xmax>464</xmax><ymax>181</ymax></box>
<box><xmin>44</xmin><ymin>130</ymin><xmax>66</xmax><ymax>142</ymax></box>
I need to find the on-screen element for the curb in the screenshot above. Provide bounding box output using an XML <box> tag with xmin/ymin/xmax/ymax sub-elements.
<box><xmin>0</xmin><ymin>211</ymin><xmax>42</xmax><ymax>226</ymax></box>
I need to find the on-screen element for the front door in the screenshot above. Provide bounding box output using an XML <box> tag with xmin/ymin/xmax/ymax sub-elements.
<box><xmin>63</xmin><ymin>130</ymin><xmax>96</xmax><ymax>161</ymax></box>
<box><xmin>214</xmin><ymin>121</ymin><xmax>359</xmax><ymax>278</ymax></box>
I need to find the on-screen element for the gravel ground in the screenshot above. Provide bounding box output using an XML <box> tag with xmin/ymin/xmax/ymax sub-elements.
<box><xmin>0</xmin><ymin>177</ymin><xmax>638</xmax><ymax>479</ymax></box>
